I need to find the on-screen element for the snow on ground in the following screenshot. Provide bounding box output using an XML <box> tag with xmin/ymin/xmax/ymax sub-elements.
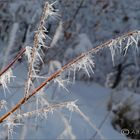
<box><xmin>5</xmin><ymin>81</ymin><xmax>126</xmax><ymax>139</ymax></box>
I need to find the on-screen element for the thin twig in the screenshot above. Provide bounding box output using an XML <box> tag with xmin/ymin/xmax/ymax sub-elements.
<box><xmin>66</xmin><ymin>0</ymin><xmax>85</xmax><ymax>29</ymax></box>
<box><xmin>0</xmin><ymin>48</ymin><xmax>26</xmax><ymax>77</ymax></box>
<box><xmin>12</xmin><ymin>101</ymin><xmax>76</xmax><ymax>121</ymax></box>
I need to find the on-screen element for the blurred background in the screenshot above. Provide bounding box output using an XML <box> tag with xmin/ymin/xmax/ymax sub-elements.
<box><xmin>0</xmin><ymin>0</ymin><xmax>140</xmax><ymax>139</ymax></box>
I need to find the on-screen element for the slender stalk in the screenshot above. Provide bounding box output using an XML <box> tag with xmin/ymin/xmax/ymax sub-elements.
<box><xmin>12</xmin><ymin>101</ymin><xmax>76</xmax><ymax>121</ymax></box>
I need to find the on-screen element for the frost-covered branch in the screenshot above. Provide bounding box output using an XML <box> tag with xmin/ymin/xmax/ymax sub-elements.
<box><xmin>1</xmin><ymin>101</ymin><xmax>78</xmax><ymax>138</ymax></box>
<box><xmin>0</xmin><ymin>68</ymin><xmax>15</xmax><ymax>93</ymax></box>
<box><xmin>12</xmin><ymin>101</ymin><xmax>78</xmax><ymax>120</ymax></box>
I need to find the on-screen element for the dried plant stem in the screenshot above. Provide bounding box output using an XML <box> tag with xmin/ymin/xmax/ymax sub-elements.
<box><xmin>0</xmin><ymin>30</ymin><xmax>138</xmax><ymax>123</ymax></box>
<box><xmin>87</xmin><ymin>30</ymin><xmax>139</xmax><ymax>54</ymax></box>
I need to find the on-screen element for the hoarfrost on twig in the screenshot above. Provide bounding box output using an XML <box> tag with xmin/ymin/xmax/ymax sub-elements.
<box><xmin>70</xmin><ymin>54</ymin><xmax>95</xmax><ymax>79</ymax></box>
<box><xmin>109</xmin><ymin>31</ymin><xmax>140</xmax><ymax>65</ymax></box>
<box><xmin>12</xmin><ymin>101</ymin><xmax>78</xmax><ymax>121</ymax></box>
<box><xmin>3</xmin><ymin>115</ymin><xmax>22</xmax><ymax>139</ymax></box>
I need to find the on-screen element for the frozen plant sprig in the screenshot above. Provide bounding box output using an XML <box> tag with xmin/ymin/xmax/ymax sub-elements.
<box><xmin>109</xmin><ymin>31</ymin><xmax>140</xmax><ymax>65</ymax></box>
<box><xmin>69</xmin><ymin>54</ymin><xmax>95</xmax><ymax>79</ymax></box>
<box><xmin>36</xmin><ymin>1</ymin><xmax>60</xmax><ymax>49</ymax></box>
<box><xmin>12</xmin><ymin>101</ymin><xmax>78</xmax><ymax>121</ymax></box>
<box><xmin>3</xmin><ymin>115</ymin><xmax>22</xmax><ymax>139</ymax></box>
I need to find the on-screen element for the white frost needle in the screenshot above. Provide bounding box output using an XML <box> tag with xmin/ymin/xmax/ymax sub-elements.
<box><xmin>3</xmin><ymin>115</ymin><xmax>23</xmax><ymax>139</ymax></box>
<box><xmin>35</xmin><ymin>49</ymin><xmax>44</xmax><ymax>63</ymax></box>
<box><xmin>123</xmin><ymin>37</ymin><xmax>133</xmax><ymax>55</ymax></box>
<box><xmin>0</xmin><ymin>68</ymin><xmax>15</xmax><ymax>93</ymax></box>
<box><xmin>47</xmin><ymin>2</ymin><xmax>60</xmax><ymax>20</ymax></box>
<box><xmin>109</xmin><ymin>31</ymin><xmax>140</xmax><ymax>65</ymax></box>
<box><xmin>0</xmin><ymin>100</ymin><xmax>7</xmax><ymax>111</ymax></box>
<box><xmin>66</xmin><ymin>100</ymin><xmax>78</xmax><ymax>112</ymax></box>
<box><xmin>25</xmin><ymin>46</ymin><xmax>32</xmax><ymax>63</ymax></box>
<box><xmin>130</xmin><ymin>36</ymin><xmax>138</xmax><ymax>45</ymax></box>
<box><xmin>25</xmin><ymin>46</ymin><xmax>43</xmax><ymax>66</ymax></box>
<box><xmin>54</xmin><ymin>77</ymin><xmax>70</xmax><ymax>92</ymax></box>
<box><xmin>38</xmin><ymin>32</ymin><xmax>45</xmax><ymax>46</ymax></box>
<box><xmin>11</xmin><ymin>101</ymin><xmax>78</xmax><ymax>121</ymax></box>
<box><xmin>70</xmin><ymin>54</ymin><xmax>95</xmax><ymax>78</ymax></box>
<box><xmin>130</xmin><ymin>35</ymin><xmax>139</xmax><ymax>52</ymax></box>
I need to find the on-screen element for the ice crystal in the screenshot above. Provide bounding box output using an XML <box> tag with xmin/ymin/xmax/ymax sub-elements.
<box><xmin>25</xmin><ymin>46</ymin><xmax>32</xmax><ymax>63</ymax></box>
<box><xmin>70</xmin><ymin>54</ymin><xmax>95</xmax><ymax>79</ymax></box>
<box><xmin>109</xmin><ymin>31</ymin><xmax>140</xmax><ymax>65</ymax></box>
<box><xmin>0</xmin><ymin>68</ymin><xmax>15</xmax><ymax>93</ymax></box>
<box><xmin>0</xmin><ymin>100</ymin><xmax>7</xmax><ymax>111</ymax></box>
<box><xmin>3</xmin><ymin>115</ymin><xmax>22</xmax><ymax>139</ymax></box>
<box><xmin>54</xmin><ymin>76</ymin><xmax>70</xmax><ymax>92</ymax></box>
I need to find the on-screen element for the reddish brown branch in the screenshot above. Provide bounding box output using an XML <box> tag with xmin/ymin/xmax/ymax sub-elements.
<box><xmin>0</xmin><ymin>48</ymin><xmax>26</xmax><ymax>77</ymax></box>
<box><xmin>0</xmin><ymin>30</ymin><xmax>138</xmax><ymax>123</ymax></box>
